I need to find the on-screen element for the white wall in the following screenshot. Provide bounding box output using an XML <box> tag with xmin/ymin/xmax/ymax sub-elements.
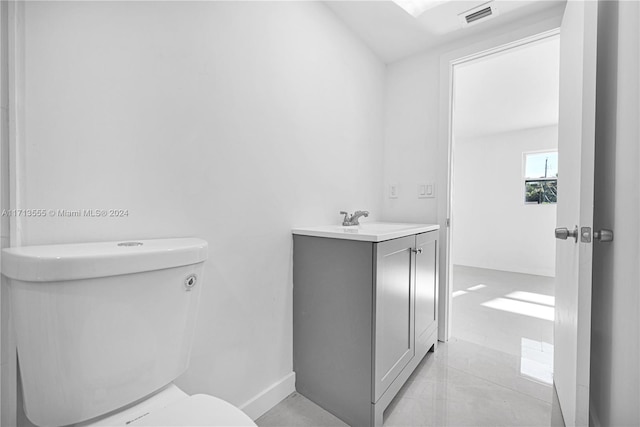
<box><xmin>0</xmin><ymin>1</ymin><xmax>18</xmax><ymax>425</ymax></box>
<box><xmin>15</xmin><ymin>1</ymin><xmax>385</xmax><ymax>421</ymax></box>
<box><xmin>382</xmin><ymin>51</ymin><xmax>440</xmax><ymax>224</ymax></box>
<box><xmin>451</xmin><ymin>126</ymin><xmax>557</xmax><ymax>277</ymax></box>
<box><xmin>590</xmin><ymin>1</ymin><xmax>640</xmax><ymax>426</ymax></box>
<box><xmin>0</xmin><ymin>2</ymin><xmax>7</xmax><ymax>425</ymax></box>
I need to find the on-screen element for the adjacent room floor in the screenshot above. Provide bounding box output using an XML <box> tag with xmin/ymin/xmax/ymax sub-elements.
<box><xmin>257</xmin><ymin>265</ymin><xmax>561</xmax><ymax>426</ymax></box>
<box><xmin>451</xmin><ymin>265</ymin><xmax>555</xmax><ymax>380</ymax></box>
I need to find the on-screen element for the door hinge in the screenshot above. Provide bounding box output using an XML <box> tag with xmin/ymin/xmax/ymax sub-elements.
<box><xmin>446</xmin><ymin>218</ymin><xmax>450</xmax><ymax>227</ymax></box>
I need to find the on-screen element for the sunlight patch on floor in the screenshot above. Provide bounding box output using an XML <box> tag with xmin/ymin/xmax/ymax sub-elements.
<box><xmin>506</xmin><ymin>291</ymin><xmax>555</xmax><ymax>307</ymax></box>
<box><xmin>520</xmin><ymin>338</ymin><xmax>554</xmax><ymax>384</ymax></box>
<box><xmin>481</xmin><ymin>297</ymin><xmax>555</xmax><ymax>321</ymax></box>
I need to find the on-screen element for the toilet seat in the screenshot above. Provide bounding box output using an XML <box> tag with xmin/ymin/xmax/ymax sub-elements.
<box><xmin>130</xmin><ymin>394</ymin><xmax>256</xmax><ymax>426</ymax></box>
<box><xmin>82</xmin><ymin>385</ymin><xmax>256</xmax><ymax>427</ymax></box>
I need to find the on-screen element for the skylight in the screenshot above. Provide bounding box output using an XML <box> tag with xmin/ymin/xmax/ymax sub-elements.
<box><xmin>391</xmin><ymin>0</ymin><xmax>449</xmax><ymax>17</ymax></box>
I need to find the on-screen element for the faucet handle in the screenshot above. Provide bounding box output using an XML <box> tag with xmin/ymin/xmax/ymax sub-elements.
<box><xmin>339</xmin><ymin>211</ymin><xmax>350</xmax><ymax>225</ymax></box>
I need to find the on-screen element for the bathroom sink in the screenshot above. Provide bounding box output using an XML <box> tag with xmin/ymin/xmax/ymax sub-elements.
<box><xmin>292</xmin><ymin>222</ymin><xmax>439</xmax><ymax>242</ymax></box>
<box><xmin>357</xmin><ymin>223</ymin><xmax>416</xmax><ymax>232</ymax></box>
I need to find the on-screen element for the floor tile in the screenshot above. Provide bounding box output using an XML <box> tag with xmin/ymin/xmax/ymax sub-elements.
<box><xmin>256</xmin><ymin>392</ymin><xmax>348</xmax><ymax>427</ymax></box>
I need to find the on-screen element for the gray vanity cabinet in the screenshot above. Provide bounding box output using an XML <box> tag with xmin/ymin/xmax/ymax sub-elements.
<box><xmin>293</xmin><ymin>231</ymin><xmax>438</xmax><ymax>427</ymax></box>
<box><xmin>414</xmin><ymin>231</ymin><xmax>438</xmax><ymax>359</ymax></box>
<box><xmin>373</xmin><ymin>235</ymin><xmax>415</xmax><ymax>402</ymax></box>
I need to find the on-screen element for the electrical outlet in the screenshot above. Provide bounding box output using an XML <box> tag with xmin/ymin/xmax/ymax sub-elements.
<box><xmin>389</xmin><ymin>184</ymin><xmax>398</xmax><ymax>199</ymax></box>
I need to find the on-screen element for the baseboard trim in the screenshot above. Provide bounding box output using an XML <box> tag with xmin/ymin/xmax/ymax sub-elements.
<box><xmin>454</xmin><ymin>263</ymin><xmax>556</xmax><ymax>278</ymax></box>
<box><xmin>239</xmin><ymin>372</ymin><xmax>296</xmax><ymax>420</ymax></box>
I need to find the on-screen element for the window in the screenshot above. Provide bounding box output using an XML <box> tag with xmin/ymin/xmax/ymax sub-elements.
<box><xmin>524</xmin><ymin>151</ymin><xmax>557</xmax><ymax>204</ymax></box>
<box><xmin>391</xmin><ymin>0</ymin><xmax>450</xmax><ymax>17</ymax></box>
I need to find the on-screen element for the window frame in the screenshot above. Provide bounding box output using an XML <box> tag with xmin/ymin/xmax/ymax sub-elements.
<box><xmin>523</xmin><ymin>149</ymin><xmax>558</xmax><ymax>205</ymax></box>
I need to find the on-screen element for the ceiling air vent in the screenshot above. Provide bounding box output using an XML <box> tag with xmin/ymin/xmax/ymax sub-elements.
<box><xmin>466</xmin><ymin>6</ymin><xmax>492</xmax><ymax>23</ymax></box>
<box><xmin>459</xmin><ymin>2</ymin><xmax>499</xmax><ymax>27</ymax></box>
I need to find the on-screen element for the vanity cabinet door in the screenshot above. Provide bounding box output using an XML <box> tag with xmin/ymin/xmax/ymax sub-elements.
<box><xmin>373</xmin><ymin>235</ymin><xmax>415</xmax><ymax>402</ymax></box>
<box><xmin>415</xmin><ymin>231</ymin><xmax>438</xmax><ymax>356</ymax></box>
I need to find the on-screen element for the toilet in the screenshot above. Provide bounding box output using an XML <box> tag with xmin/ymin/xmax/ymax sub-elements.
<box><xmin>2</xmin><ymin>238</ymin><xmax>256</xmax><ymax>427</ymax></box>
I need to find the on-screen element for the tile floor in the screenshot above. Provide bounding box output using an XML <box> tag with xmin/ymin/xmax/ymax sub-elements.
<box><xmin>258</xmin><ymin>266</ymin><xmax>561</xmax><ymax>426</ymax></box>
<box><xmin>451</xmin><ymin>265</ymin><xmax>555</xmax><ymax>363</ymax></box>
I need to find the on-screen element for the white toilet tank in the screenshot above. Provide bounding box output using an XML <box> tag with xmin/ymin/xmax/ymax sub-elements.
<box><xmin>1</xmin><ymin>238</ymin><xmax>208</xmax><ymax>427</ymax></box>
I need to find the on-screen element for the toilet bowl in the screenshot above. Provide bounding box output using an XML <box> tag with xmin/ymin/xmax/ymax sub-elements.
<box><xmin>81</xmin><ymin>384</ymin><xmax>255</xmax><ymax>426</ymax></box>
<box><xmin>2</xmin><ymin>238</ymin><xmax>256</xmax><ymax>427</ymax></box>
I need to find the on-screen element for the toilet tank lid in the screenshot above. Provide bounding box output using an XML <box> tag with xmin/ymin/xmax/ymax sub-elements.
<box><xmin>1</xmin><ymin>238</ymin><xmax>208</xmax><ymax>282</ymax></box>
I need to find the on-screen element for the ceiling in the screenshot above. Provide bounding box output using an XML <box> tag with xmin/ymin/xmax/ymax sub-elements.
<box><xmin>453</xmin><ymin>35</ymin><xmax>560</xmax><ymax>139</ymax></box>
<box><xmin>324</xmin><ymin>0</ymin><xmax>566</xmax><ymax>63</ymax></box>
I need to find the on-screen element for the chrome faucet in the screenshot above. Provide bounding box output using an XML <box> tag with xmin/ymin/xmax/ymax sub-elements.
<box><xmin>340</xmin><ymin>210</ymin><xmax>369</xmax><ymax>226</ymax></box>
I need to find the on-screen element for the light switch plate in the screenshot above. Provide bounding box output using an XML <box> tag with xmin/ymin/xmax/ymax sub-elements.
<box><xmin>418</xmin><ymin>183</ymin><xmax>435</xmax><ymax>198</ymax></box>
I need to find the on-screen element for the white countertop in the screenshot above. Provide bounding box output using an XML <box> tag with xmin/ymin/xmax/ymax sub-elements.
<box><xmin>292</xmin><ymin>222</ymin><xmax>439</xmax><ymax>242</ymax></box>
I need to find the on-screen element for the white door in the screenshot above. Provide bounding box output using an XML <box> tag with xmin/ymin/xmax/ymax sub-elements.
<box><xmin>554</xmin><ymin>1</ymin><xmax>599</xmax><ymax>426</ymax></box>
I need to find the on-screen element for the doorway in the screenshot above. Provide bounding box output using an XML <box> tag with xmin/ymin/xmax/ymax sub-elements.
<box><xmin>447</xmin><ymin>32</ymin><xmax>560</xmax><ymax>390</ymax></box>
